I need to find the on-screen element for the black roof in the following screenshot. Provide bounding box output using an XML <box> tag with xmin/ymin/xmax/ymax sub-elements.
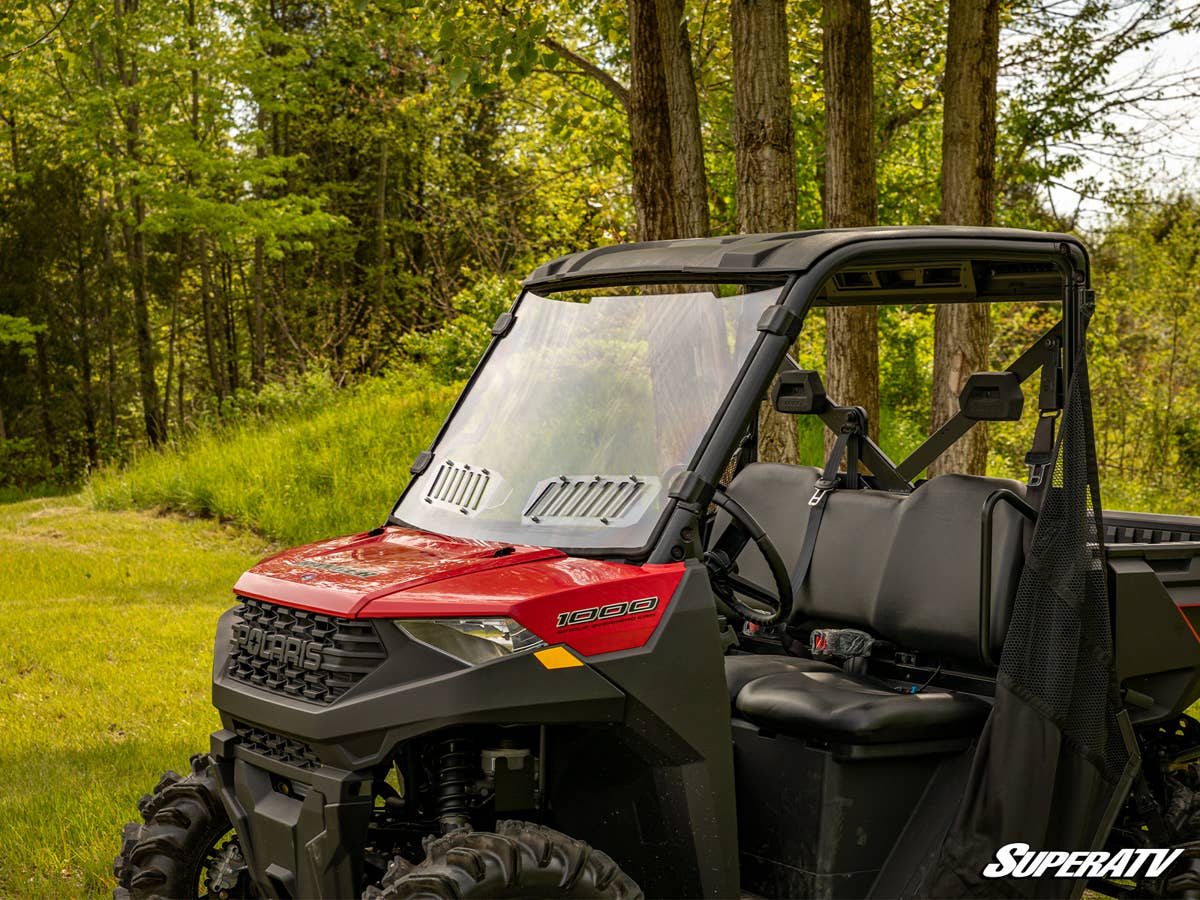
<box><xmin>524</xmin><ymin>225</ymin><xmax>1084</xmax><ymax>287</ymax></box>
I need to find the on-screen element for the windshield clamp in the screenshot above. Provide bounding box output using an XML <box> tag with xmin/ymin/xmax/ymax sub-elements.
<box><xmin>668</xmin><ymin>470</ymin><xmax>714</xmax><ymax>508</ymax></box>
<box><xmin>757</xmin><ymin>306</ymin><xmax>801</xmax><ymax>339</ymax></box>
<box><xmin>491</xmin><ymin>312</ymin><xmax>515</xmax><ymax>336</ymax></box>
<box><xmin>410</xmin><ymin>450</ymin><xmax>434</xmax><ymax>476</ymax></box>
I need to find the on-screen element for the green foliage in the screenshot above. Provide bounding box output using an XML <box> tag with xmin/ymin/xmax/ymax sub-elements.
<box><xmin>0</xmin><ymin>313</ymin><xmax>42</xmax><ymax>351</ymax></box>
<box><xmin>90</xmin><ymin>372</ymin><xmax>458</xmax><ymax>545</ymax></box>
<box><xmin>398</xmin><ymin>274</ymin><xmax>517</xmax><ymax>380</ymax></box>
<box><xmin>1085</xmin><ymin>193</ymin><xmax>1200</xmax><ymax>512</ymax></box>
<box><xmin>0</xmin><ymin>437</ymin><xmax>56</xmax><ymax>489</ymax></box>
<box><xmin>0</xmin><ymin>0</ymin><xmax>1197</xmax><ymax>516</ymax></box>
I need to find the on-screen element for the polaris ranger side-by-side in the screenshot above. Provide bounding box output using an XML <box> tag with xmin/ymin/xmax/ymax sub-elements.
<box><xmin>115</xmin><ymin>228</ymin><xmax>1200</xmax><ymax>899</ymax></box>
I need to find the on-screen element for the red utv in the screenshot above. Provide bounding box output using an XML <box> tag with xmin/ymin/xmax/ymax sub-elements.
<box><xmin>115</xmin><ymin>228</ymin><xmax>1200</xmax><ymax>899</ymax></box>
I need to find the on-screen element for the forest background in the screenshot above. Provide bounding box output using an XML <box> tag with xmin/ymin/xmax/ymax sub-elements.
<box><xmin>4</xmin><ymin>3</ymin><xmax>1200</xmax><ymax>894</ymax></box>
<box><xmin>2</xmin><ymin>0</ymin><xmax>1200</xmax><ymax>517</ymax></box>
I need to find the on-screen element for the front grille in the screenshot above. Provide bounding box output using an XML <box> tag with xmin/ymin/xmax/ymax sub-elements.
<box><xmin>234</xmin><ymin>721</ymin><xmax>320</xmax><ymax>769</ymax></box>
<box><xmin>227</xmin><ymin>598</ymin><xmax>386</xmax><ymax>704</ymax></box>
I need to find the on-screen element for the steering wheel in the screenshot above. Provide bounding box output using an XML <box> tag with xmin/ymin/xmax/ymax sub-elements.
<box><xmin>704</xmin><ymin>487</ymin><xmax>794</xmax><ymax>626</ymax></box>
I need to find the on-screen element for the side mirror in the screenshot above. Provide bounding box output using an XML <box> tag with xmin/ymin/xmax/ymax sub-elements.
<box><xmin>773</xmin><ymin>370</ymin><xmax>828</xmax><ymax>415</ymax></box>
<box><xmin>959</xmin><ymin>372</ymin><xmax>1024</xmax><ymax>421</ymax></box>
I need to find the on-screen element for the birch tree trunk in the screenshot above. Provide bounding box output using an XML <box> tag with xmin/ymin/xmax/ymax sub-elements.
<box><xmin>930</xmin><ymin>0</ymin><xmax>1000</xmax><ymax>477</ymax></box>
<box><xmin>731</xmin><ymin>0</ymin><xmax>800</xmax><ymax>464</ymax></box>
<box><xmin>822</xmin><ymin>0</ymin><xmax>880</xmax><ymax>447</ymax></box>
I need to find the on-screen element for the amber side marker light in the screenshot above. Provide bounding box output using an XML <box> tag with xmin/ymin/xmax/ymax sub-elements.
<box><xmin>534</xmin><ymin>646</ymin><xmax>584</xmax><ymax>669</ymax></box>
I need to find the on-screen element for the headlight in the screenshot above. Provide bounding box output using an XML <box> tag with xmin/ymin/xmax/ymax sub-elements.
<box><xmin>396</xmin><ymin>617</ymin><xmax>547</xmax><ymax>666</ymax></box>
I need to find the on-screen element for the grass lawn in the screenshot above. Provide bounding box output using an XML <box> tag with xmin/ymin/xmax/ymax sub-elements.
<box><xmin>0</xmin><ymin>497</ymin><xmax>270</xmax><ymax>899</ymax></box>
<box><xmin>90</xmin><ymin>375</ymin><xmax>456</xmax><ymax>547</ymax></box>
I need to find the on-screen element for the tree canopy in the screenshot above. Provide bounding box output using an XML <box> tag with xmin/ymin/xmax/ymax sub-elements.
<box><xmin>0</xmin><ymin>0</ymin><xmax>1197</xmax><ymax>506</ymax></box>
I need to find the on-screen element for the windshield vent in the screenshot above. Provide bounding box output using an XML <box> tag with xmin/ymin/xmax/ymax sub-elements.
<box><xmin>424</xmin><ymin>460</ymin><xmax>505</xmax><ymax>515</ymax></box>
<box><xmin>522</xmin><ymin>475</ymin><xmax>659</xmax><ymax>527</ymax></box>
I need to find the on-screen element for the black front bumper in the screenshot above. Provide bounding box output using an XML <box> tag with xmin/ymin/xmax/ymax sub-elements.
<box><xmin>210</xmin><ymin>729</ymin><xmax>373</xmax><ymax>899</ymax></box>
<box><xmin>208</xmin><ymin>603</ymin><xmax>626</xmax><ymax>899</ymax></box>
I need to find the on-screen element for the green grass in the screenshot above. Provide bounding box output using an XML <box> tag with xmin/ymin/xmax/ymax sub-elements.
<box><xmin>0</xmin><ymin>497</ymin><xmax>270</xmax><ymax>899</ymax></box>
<box><xmin>90</xmin><ymin>374</ymin><xmax>459</xmax><ymax>547</ymax></box>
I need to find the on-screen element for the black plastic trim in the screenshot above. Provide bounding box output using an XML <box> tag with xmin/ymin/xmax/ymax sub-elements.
<box><xmin>756</xmin><ymin>305</ymin><xmax>801</xmax><ymax>339</ymax></box>
<box><xmin>409</xmin><ymin>450</ymin><xmax>433</xmax><ymax>476</ymax></box>
<box><xmin>491</xmin><ymin>311</ymin><xmax>515</xmax><ymax>336</ymax></box>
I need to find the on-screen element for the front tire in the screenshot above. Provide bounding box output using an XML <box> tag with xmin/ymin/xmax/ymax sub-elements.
<box><xmin>113</xmin><ymin>753</ymin><xmax>252</xmax><ymax>899</ymax></box>
<box><xmin>366</xmin><ymin>821</ymin><xmax>643</xmax><ymax>899</ymax></box>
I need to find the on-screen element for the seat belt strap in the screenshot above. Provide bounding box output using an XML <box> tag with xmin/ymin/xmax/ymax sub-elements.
<box><xmin>1026</xmin><ymin>332</ymin><xmax>1063</xmax><ymax>508</ymax></box>
<box><xmin>791</xmin><ymin>430</ymin><xmax>852</xmax><ymax>591</ymax></box>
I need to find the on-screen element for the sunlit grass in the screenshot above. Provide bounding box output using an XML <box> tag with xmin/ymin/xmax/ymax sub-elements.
<box><xmin>90</xmin><ymin>375</ymin><xmax>459</xmax><ymax>547</ymax></box>
<box><xmin>0</xmin><ymin>497</ymin><xmax>269</xmax><ymax>898</ymax></box>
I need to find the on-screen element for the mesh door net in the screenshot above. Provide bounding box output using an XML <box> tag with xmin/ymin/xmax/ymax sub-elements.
<box><xmin>921</xmin><ymin>341</ymin><xmax>1132</xmax><ymax>899</ymax></box>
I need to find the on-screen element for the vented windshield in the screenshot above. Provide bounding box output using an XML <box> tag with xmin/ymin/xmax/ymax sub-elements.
<box><xmin>394</xmin><ymin>285</ymin><xmax>782</xmax><ymax>550</ymax></box>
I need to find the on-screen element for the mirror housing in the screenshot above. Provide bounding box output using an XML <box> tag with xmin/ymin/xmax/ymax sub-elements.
<box><xmin>959</xmin><ymin>372</ymin><xmax>1024</xmax><ymax>421</ymax></box>
<box><xmin>773</xmin><ymin>370</ymin><xmax>828</xmax><ymax>415</ymax></box>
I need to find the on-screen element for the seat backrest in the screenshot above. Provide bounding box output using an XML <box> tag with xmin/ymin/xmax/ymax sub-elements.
<box><xmin>717</xmin><ymin>463</ymin><xmax>1028</xmax><ymax>665</ymax></box>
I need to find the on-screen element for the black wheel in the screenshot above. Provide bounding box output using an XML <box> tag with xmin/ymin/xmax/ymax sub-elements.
<box><xmin>365</xmin><ymin>821</ymin><xmax>643</xmax><ymax>899</ymax></box>
<box><xmin>113</xmin><ymin>753</ymin><xmax>256</xmax><ymax>900</ymax></box>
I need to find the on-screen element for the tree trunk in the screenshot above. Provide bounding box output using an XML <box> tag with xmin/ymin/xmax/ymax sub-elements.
<box><xmin>822</xmin><ymin>0</ymin><xmax>879</xmax><ymax>447</ymax></box>
<box><xmin>627</xmin><ymin>0</ymin><xmax>678</xmax><ymax>241</ymax></box>
<box><xmin>732</xmin><ymin>0</ymin><xmax>797</xmax><ymax>234</ymax></box>
<box><xmin>76</xmin><ymin>238</ymin><xmax>98</xmax><ymax>467</ymax></box>
<box><xmin>731</xmin><ymin>0</ymin><xmax>799</xmax><ymax>463</ymax></box>
<box><xmin>221</xmin><ymin>253</ymin><xmax>239</xmax><ymax>393</ymax></box>
<box><xmin>930</xmin><ymin>0</ymin><xmax>1000</xmax><ymax>477</ymax></box>
<box><xmin>34</xmin><ymin>328</ymin><xmax>58</xmax><ymax>467</ymax></box>
<box><xmin>655</xmin><ymin>0</ymin><xmax>708</xmax><ymax>238</ymax></box>
<box><xmin>130</xmin><ymin>192</ymin><xmax>164</xmax><ymax>446</ymax></box>
<box><xmin>161</xmin><ymin>245</ymin><xmax>182</xmax><ymax>439</ymax></box>
<box><xmin>372</xmin><ymin>135</ymin><xmax>389</xmax><ymax>363</ymax></box>
<box><xmin>252</xmin><ymin>235</ymin><xmax>266</xmax><ymax>390</ymax></box>
<box><xmin>115</xmin><ymin>0</ymin><xmax>164</xmax><ymax>448</ymax></box>
<box><xmin>199</xmin><ymin>234</ymin><xmax>227</xmax><ymax>405</ymax></box>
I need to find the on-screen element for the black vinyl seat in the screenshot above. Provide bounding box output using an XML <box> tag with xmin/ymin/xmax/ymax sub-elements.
<box><xmin>724</xmin><ymin>654</ymin><xmax>838</xmax><ymax>703</ymax></box>
<box><xmin>714</xmin><ymin>462</ymin><xmax>1029</xmax><ymax>746</ymax></box>
<box><xmin>735</xmin><ymin>669</ymin><xmax>990</xmax><ymax>744</ymax></box>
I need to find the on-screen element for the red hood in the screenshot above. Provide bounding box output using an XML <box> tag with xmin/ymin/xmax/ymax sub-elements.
<box><xmin>234</xmin><ymin>527</ymin><xmax>565</xmax><ymax>617</ymax></box>
<box><xmin>233</xmin><ymin>526</ymin><xmax>686</xmax><ymax>656</ymax></box>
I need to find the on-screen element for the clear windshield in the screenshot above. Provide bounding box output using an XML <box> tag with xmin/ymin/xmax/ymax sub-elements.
<box><xmin>395</xmin><ymin>285</ymin><xmax>781</xmax><ymax>550</ymax></box>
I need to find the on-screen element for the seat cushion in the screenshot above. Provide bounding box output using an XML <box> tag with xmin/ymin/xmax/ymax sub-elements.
<box><xmin>724</xmin><ymin>654</ymin><xmax>839</xmax><ymax>703</ymax></box>
<box><xmin>735</xmin><ymin>669</ymin><xmax>990</xmax><ymax>744</ymax></box>
<box><xmin>714</xmin><ymin>464</ymin><xmax>1028</xmax><ymax>665</ymax></box>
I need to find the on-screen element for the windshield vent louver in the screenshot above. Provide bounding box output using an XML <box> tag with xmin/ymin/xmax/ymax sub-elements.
<box><xmin>522</xmin><ymin>475</ymin><xmax>659</xmax><ymax>527</ymax></box>
<box><xmin>424</xmin><ymin>460</ymin><xmax>505</xmax><ymax>516</ymax></box>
